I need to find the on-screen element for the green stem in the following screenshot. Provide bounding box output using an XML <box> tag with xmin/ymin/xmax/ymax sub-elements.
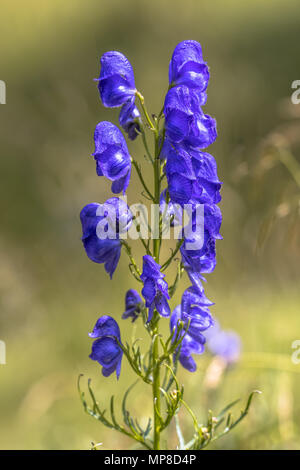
<box><xmin>162</xmin><ymin>238</ymin><xmax>184</xmax><ymax>271</ymax></box>
<box><xmin>136</xmin><ymin>91</ymin><xmax>156</xmax><ymax>132</ymax></box>
<box><xmin>152</xmin><ymin>116</ymin><xmax>162</xmax><ymax>450</ymax></box>
<box><xmin>132</xmin><ymin>160</ymin><xmax>155</xmax><ymax>201</ymax></box>
<box><xmin>138</xmin><ymin>125</ymin><xmax>154</xmax><ymax>164</ymax></box>
<box><xmin>121</xmin><ymin>241</ymin><xmax>141</xmax><ymax>277</ymax></box>
<box><xmin>152</xmin><ymin>327</ymin><xmax>161</xmax><ymax>449</ymax></box>
<box><xmin>136</xmin><ymin>92</ymin><xmax>164</xmax><ymax>449</ymax></box>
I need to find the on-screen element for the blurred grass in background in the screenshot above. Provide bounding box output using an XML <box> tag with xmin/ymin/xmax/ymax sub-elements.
<box><xmin>0</xmin><ymin>0</ymin><xmax>299</xmax><ymax>449</ymax></box>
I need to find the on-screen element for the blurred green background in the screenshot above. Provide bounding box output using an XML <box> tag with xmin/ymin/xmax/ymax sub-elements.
<box><xmin>0</xmin><ymin>0</ymin><xmax>300</xmax><ymax>450</ymax></box>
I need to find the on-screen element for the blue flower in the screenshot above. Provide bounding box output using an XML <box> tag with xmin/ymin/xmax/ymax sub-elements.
<box><xmin>93</xmin><ymin>121</ymin><xmax>132</xmax><ymax>194</ymax></box>
<box><xmin>179</xmin><ymin>203</ymin><xmax>222</xmax><ymax>293</ymax></box>
<box><xmin>119</xmin><ymin>99</ymin><xmax>141</xmax><ymax>140</ymax></box>
<box><xmin>80</xmin><ymin>198</ymin><xmax>132</xmax><ymax>278</ymax></box>
<box><xmin>181</xmin><ymin>285</ymin><xmax>214</xmax><ymax>317</ymax></box>
<box><xmin>205</xmin><ymin>321</ymin><xmax>241</xmax><ymax>364</ymax></box>
<box><xmin>189</xmin><ymin>148</ymin><xmax>222</xmax><ymax>204</ymax></box>
<box><xmin>192</xmin><ymin>203</ymin><xmax>222</xmax><ymax>240</ymax></box>
<box><xmin>96</xmin><ymin>52</ymin><xmax>141</xmax><ymax>142</ymax></box>
<box><xmin>165</xmin><ymin>154</ymin><xmax>195</xmax><ymax>206</ymax></box>
<box><xmin>170</xmin><ymin>301</ymin><xmax>212</xmax><ymax>372</ymax></box>
<box><xmin>170</xmin><ymin>286</ymin><xmax>214</xmax><ymax>372</ymax></box>
<box><xmin>181</xmin><ymin>203</ymin><xmax>222</xmax><ymax>254</ymax></box>
<box><xmin>181</xmin><ymin>234</ymin><xmax>217</xmax><ymax>292</ymax></box>
<box><xmin>182</xmin><ymin>203</ymin><xmax>222</xmax><ymax>253</ymax></box>
<box><xmin>122</xmin><ymin>289</ymin><xmax>143</xmax><ymax>322</ymax></box>
<box><xmin>169</xmin><ymin>40</ymin><xmax>209</xmax><ymax>91</ymax></box>
<box><xmin>164</xmin><ymin>86</ymin><xmax>217</xmax><ymax>149</ymax></box>
<box><xmin>141</xmin><ymin>255</ymin><xmax>170</xmax><ymax>322</ymax></box>
<box><xmin>97</xmin><ymin>51</ymin><xmax>136</xmax><ymax>108</ymax></box>
<box><xmin>162</xmin><ymin>141</ymin><xmax>221</xmax><ymax>206</ymax></box>
<box><xmin>89</xmin><ymin>315</ymin><xmax>121</xmax><ymax>338</ymax></box>
<box><xmin>89</xmin><ymin>315</ymin><xmax>123</xmax><ymax>379</ymax></box>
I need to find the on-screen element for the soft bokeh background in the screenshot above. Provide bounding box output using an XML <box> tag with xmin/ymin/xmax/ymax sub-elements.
<box><xmin>0</xmin><ymin>0</ymin><xmax>299</xmax><ymax>450</ymax></box>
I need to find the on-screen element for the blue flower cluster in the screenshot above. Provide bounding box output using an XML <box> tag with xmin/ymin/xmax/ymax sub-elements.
<box><xmin>170</xmin><ymin>286</ymin><xmax>214</xmax><ymax>371</ymax></box>
<box><xmin>162</xmin><ymin>41</ymin><xmax>221</xmax><ymax>208</ymax></box>
<box><xmin>81</xmin><ymin>40</ymin><xmax>223</xmax><ymax>378</ymax></box>
<box><xmin>81</xmin><ymin>52</ymin><xmax>142</xmax><ymax>378</ymax></box>
<box><xmin>161</xmin><ymin>41</ymin><xmax>222</xmax><ymax>371</ymax></box>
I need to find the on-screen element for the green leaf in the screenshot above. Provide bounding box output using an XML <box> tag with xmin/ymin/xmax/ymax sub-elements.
<box><xmin>122</xmin><ymin>380</ymin><xmax>139</xmax><ymax>428</ymax></box>
<box><xmin>217</xmin><ymin>398</ymin><xmax>241</xmax><ymax>419</ymax></box>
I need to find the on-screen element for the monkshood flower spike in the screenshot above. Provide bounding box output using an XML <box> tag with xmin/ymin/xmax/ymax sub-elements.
<box><xmin>78</xmin><ymin>40</ymin><xmax>259</xmax><ymax>450</ymax></box>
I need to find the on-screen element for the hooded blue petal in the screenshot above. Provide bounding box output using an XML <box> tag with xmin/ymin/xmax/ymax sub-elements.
<box><xmin>94</xmin><ymin>121</ymin><xmax>129</xmax><ymax>154</ymax></box>
<box><xmin>98</xmin><ymin>51</ymin><xmax>136</xmax><ymax>107</ymax></box>
<box><xmin>169</xmin><ymin>40</ymin><xmax>209</xmax><ymax>91</ymax></box>
<box><xmin>163</xmin><ymin>141</ymin><xmax>221</xmax><ymax>206</ymax></box>
<box><xmin>181</xmin><ymin>286</ymin><xmax>213</xmax><ymax>317</ymax></box>
<box><xmin>89</xmin><ymin>315</ymin><xmax>123</xmax><ymax>379</ymax></box>
<box><xmin>93</xmin><ymin>122</ymin><xmax>131</xmax><ymax>194</ymax></box>
<box><xmin>140</xmin><ymin>255</ymin><xmax>164</xmax><ymax>281</ymax></box>
<box><xmin>164</xmin><ymin>86</ymin><xmax>217</xmax><ymax>149</ymax></box>
<box><xmin>89</xmin><ymin>315</ymin><xmax>121</xmax><ymax>339</ymax></box>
